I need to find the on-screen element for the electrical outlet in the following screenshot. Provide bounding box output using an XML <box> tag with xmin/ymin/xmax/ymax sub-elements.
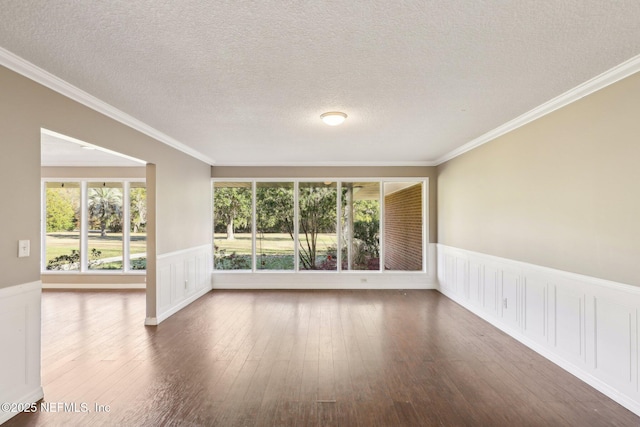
<box><xmin>18</xmin><ymin>240</ymin><xmax>30</xmax><ymax>258</ymax></box>
<box><xmin>503</xmin><ymin>298</ymin><xmax>508</xmax><ymax>309</ymax></box>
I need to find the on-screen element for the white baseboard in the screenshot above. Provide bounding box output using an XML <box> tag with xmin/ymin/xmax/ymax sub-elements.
<box><xmin>155</xmin><ymin>286</ymin><xmax>211</xmax><ymax>324</ymax></box>
<box><xmin>43</xmin><ymin>283</ymin><xmax>146</xmax><ymax>290</ymax></box>
<box><xmin>437</xmin><ymin>244</ymin><xmax>640</xmax><ymax>417</ymax></box>
<box><xmin>144</xmin><ymin>316</ymin><xmax>159</xmax><ymax>326</ymax></box>
<box><xmin>0</xmin><ymin>281</ymin><xmax>43</xmax><ymax>425</ymax></box>
<box><xmin>212</xmin><ymin>272</ymin><xmax>436</xmax><ymax>289</ymax></box>
<box><xmin>154</xmin><ymin>244</ymin><xmax>213</xmax><ymax>324</ymax></box>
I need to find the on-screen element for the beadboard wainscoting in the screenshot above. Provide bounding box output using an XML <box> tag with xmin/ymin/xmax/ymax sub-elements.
<box><xmin>0</xmin><ymin>281</ymin><xmax>44</xmax><ymax>425</ymax></box>
<box><xmin>146</xmin><ymin>245</ymin><xmax>212</xmax><ymax>325</ymax></box>
<box><xmin>437</xmin><ymin>244</ymin><xmax>640</xmax><ymax>416</ymax></box>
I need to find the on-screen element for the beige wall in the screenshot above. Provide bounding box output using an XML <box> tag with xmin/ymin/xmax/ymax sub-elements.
<box><xmin>41</xmin><ymin>166</ymin><xmax>146</xmax><ymax>179</ymax></box>
<box><xmin>437</xmin><ymin>72</ymin><xmax>640</xmax><ymax>287</ymax></box>
<box><xmin>0</xmin><ymin>65</ymin><xmax>212</xmax><ymax>290</ymax></box>
<box><xmin>212</xmin><ymin>166</ymin><xmax>437</xmax><ymax>243</ymax></box>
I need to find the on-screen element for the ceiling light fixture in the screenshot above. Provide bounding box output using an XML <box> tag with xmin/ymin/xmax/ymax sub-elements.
<box><xmin>320</xmin><ymin>111</ymin><xmax>347</xmax><ymax>126</ymax></box>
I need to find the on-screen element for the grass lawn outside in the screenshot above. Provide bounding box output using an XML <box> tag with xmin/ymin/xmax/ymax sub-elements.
<box><xmin>45</xmin><ymin>231</ymin><xmax>147</xmax><ymax>270</ymax></box>
<box><xmin>214</xmin><ymin>232</ymin><xmax>336</xmax><ymax>254</ymax></box>
<box><xmin>214</xmin><ymin>232</ymin><xmax>338</xmax><ymax>270</ymax></box>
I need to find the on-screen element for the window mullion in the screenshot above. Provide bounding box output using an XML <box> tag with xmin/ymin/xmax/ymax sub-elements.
<box><xmin>294</xmin><ymin>181</ymin><xmax>299</xmax><ymax>272</ymax></box>
<box><xmin>252</xmin><ymin>181</ymin><xmax>257</xmax><ymax>272</ymax></box>
<box><xmin>40</xmin><ymin>181</ymin><xmax>47</xmax><ymax>272</ymax></box>
<box><xmin>336</xmin><ymin>181</ymin><xmax>341</xmax><ymax>273</ymax></box>
<box><xmin>80</xmin><ymin>181</ymin><xmax>88</xmax><ymax>272</ymax></box>
<box><xmin>123</xmin><ymin>181</ymin><xmax>131</xmax><ymax>272</ymax></box>
<box><xmin>379</xmin><ymin>181</ymin><xmax>384</xmax><ymax>272</ymax></box>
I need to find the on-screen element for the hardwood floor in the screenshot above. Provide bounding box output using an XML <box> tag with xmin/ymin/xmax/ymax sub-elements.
<box><xmin>5</xmin><ymin>289</ymin><xmax>640</xmax><ymax>426</ymax></box>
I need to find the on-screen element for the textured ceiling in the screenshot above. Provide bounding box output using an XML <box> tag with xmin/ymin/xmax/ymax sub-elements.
<box><xmin>2</xmin><ymin>1</ymin><xmax>640</xmax><ymax>166</ymax></box>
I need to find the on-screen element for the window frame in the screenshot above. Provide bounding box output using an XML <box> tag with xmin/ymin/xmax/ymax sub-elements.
<box><xmin>41</xmin><ymin>178</ymin><xmax>147</xmax><ymax>275</ymax></box>
<box><xmin>212</xmin><ymin>177</ymin><xmax>428</xmax><ymax>275</ymax></box>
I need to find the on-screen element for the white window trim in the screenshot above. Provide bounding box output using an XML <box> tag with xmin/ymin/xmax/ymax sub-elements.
<box><xmin>41</xmin><ymin>177</ymin><xmax>147</xmax><ymax>275</ymax></box>
<box><xmin>212</xmin><ymin>177</ymin><xmax>429</xmax><ymax>275</ymax></box>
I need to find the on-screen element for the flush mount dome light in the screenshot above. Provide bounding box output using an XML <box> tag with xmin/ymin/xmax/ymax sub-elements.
<box><xmin>320</xmin><ymin>111</ymin><xmax>347</xmax><ymax>126</ymax></box>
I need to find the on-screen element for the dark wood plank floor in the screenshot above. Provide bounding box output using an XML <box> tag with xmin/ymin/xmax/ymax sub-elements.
<box><xmin>5</xmin><ymin>289</ymin><xmax>640</xmax><ymax>426</ymax></box>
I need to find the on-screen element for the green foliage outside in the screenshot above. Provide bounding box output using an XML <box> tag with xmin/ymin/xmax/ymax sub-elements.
<box><xmin>298</xmin><ymin>185</ymin><xmax>337</xmax><ymax>269</ymax></box>
<box><xmin>256</xmin><ymin>187</ymin><xmax>295</xmax><ymax>235</ymax></box>
<box><xmin>45</xmin><ymin>184</ymin><xmax>147</xmax><ymax>270</ymax></box>
<box><xmin>46</xmin><ymin>189</ymin><xmax>78</xmax><ymax>232</ymax></box>
<box><xmin>47</xmin><ymin>248</ymin><xmax>102</xmax><ymax>270</ymax></box>
<box><xmin>345</xmin><ymin>199</ymin><xmax>380</xmax><ymax>269</ymax></box>
<box><xmin>213</xmin><ymin>184</ymin><xmax>381</xmax><ymax>271</ymax></box>
<box><xmin>88</xmin><ymin>187</ymin><xmax>123</xmax><ymax>236</ymax></box>
<box><xmin>214</xmin><ymin>187</ymin><xmax>252</xmax><ymax>239</ymax></box>
<box><xmin>130</xmin><ymin>188</ymin><xmax>147</xmax><ymax>232</ymax></box>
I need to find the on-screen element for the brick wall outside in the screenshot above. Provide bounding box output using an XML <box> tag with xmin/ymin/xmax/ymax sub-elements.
<box><xmin>384</xmin><ymin>183</ymin><xmax>423</xmax><ymax>270</ymax></box>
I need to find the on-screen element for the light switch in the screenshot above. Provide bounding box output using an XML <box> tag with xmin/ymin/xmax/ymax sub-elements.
<box><xmin>18</xmin><ymin>240</ymin><xmax>30</xmax><ymax>258</ymax></box>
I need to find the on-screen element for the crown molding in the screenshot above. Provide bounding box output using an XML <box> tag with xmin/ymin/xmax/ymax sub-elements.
<box><xmin>0</xmin><ymin>47</ymin><xmax>215</xmax><ymax>165</ymax></box>
<box><xmin>435</xmin><ymin>53</ymin><xmax>640</xmax><ymax>166</ymax></box>
<box><xmin>213</xmin><ymin>160</ymin><xmax>438</xmax><ymax>167</ymax></box>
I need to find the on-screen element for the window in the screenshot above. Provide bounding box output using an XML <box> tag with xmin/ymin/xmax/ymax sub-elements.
<box><xmin>44</xmin><ymin>182</ymin><xmax>81</xmax><ymax>271</ymax></box>
<box><xmin>256</xmin><ymin>182</ymin><xmax>295</xmax><ymax>270</ymax></box>
<box><xmin>213</xmin><ymin>182</ymin><xmax>252</xmax><ymax>270</ymax></box>
<box><xmin>212</xmin><ymin>179</ymin><xmax>427</xmax><ymax>274</ymax></box>
<box><xmin>129</xmin><ymin>182</ymin><xmax>147</xmax><ymax>270</ymax></box>
<box><xmin>88</xmin><ymin>182</ymin><xmax>124</xmax><ymax>270</ymax></box>
<box><xmin>42</xmin><ymin>180</ymin><xmax>146</xmax><ymax>273</ymax></box>
<box><xmin>298</xmin><ymin>182</ymin><xmax>338</xmax><ymax>270</ymax></box>
<box><xmin>341</xmin><ymin>182</ymin><xmax>380</xmax><ymax>271</ymax></box>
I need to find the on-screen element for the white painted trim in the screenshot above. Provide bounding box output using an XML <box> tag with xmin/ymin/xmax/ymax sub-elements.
<box><xmin>439</xmin><ymin>244</ymin><xmax>640</xmax><ymax>296</ymax></box>
<box><xmin>154</xmin><ymin>245</ymin><xmax>213</xmax><ymax>325</ymax></box>
<box><xmin>0</xmin><ymin>387</ymin><xmax>45</xmax><ymax>425</ymax></box>
<box><xmin>436</xmin><ymin>244</ymin><xmax>640</xmax><ymax>417</ymax></box>
<box><xmin>435</xmin><ymin>53</ymin><xmax>640</xmax><ymax>165</ymax></box>
<box><xmin>5</xmin><ymin>41</ymin><xmax>637</xmax><ymax>170</ymax></box>
<box><xmin>212</xmin><ymin>177</ymin><xmax>428</xmax><ymax>182</ymax></box>
<box><xmin>214</xmin><ymin>160</ymin><xmax>437</xmax><ymax>167</ymax></box>
<box><xmin>80</xmin><ymin>181</ymin><xmax>88</xmax><ymax>272</ymax></box>
<box><xmin>42</xmin><ymin>178</ymin><xmax>147</xmax><ymax>274</ymax></box>
<box><xmin>144</xmin><ymin>316</ymin><xmax>159</xmax><ymax>326</ymax></box>
<box><xmin>0</xmin><ymin>280</ymin><xmax>41</xmax><ymax>297</ymax></box>
<box><xmin>0</xmin><ymin>47</ymin><xmax>214</xmax><ymax>165</ymax></box>
<box><xmin>123</xmin><ymin>181</ymin><xmax>131</xmax><ymax>272</ymax></box>
<box><xmin>155</xmin><ymin>285</ymin><xmax>210</xmax><ymax>324</ymax></box>
<box><xmin>452</xmin><ymin>293</ymin><xmax>640</xmax><ymax>417</ymax></box>
<box><xmin>42</xmin><ymin>283</ymin><xmax>145</xmax><ymax>290</ymax></box>
<box><xmin>0</xmin><ymin>281</ymin><xmax>43</xmax><ymax>425</ymax></box>
<box><xmin>42</xmin><ymin>128</ymin><xmax>146</xmax><ymax>165</ymax></box>
<box><xmin>157</xmin><ymin>244</ymin><xmax>212</xmax><ymax>260</ymax></box>
<box><xmin>40</xmin><ymin>181</ymin><xmax>46</xmax><ymax>271</ymax></box>
<box><xmin>212</xmin><ymin>272</ymin><xmax>435</xmax><ymax>290</ymax></box>
<box><xmin>213</xmin><ymin>178</ymin><xmax>429</xmax><ymax>274</ymax></box>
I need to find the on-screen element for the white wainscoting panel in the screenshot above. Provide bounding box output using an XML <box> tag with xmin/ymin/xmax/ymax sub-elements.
<box><xmin>437</xmin><ymin>244</ymin><xmax>640</xmax><ymax>417</ymax></box>
<box><xmin>523</xmin><ymin>273</ymin><xmax>547</xmax><ymax>344</ymax></box>
<box><xmin>0</xmin><ymin>281</ymin><xmax>44</xmax><ymax>425</ymax></box>
<box><xmin>147</xmin><ymin>244</ymin><xmax>212</xmax><ymax>325</ymax></box>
